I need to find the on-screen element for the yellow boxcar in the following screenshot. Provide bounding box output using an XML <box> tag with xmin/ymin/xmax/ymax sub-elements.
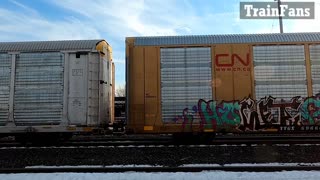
<box><xmin>126</xmin><ymin>33</ymin><xmax>320</xmax><ymax>134</ymax></box>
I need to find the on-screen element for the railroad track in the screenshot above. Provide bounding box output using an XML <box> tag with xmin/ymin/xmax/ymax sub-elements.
<box><xmin>1</xmin><ymin>135</ymin><xmax>320</xmax><ymax>148</ymax></box>
<box><xmin>0</xmin><ymin>135</ymin><xmax>173</xmax><ymax>147</ymax></box>
<box><xmin>1</xmin><ymin>165</ymin><xmax>320</xmax><ymax>173</ymax></box>
<box><xmin>212</xmin><ymin>135</ymin><xmax>320</xmax><ymax>145</ymax></box>
<box><xmin>0</xmin><ymin>140</ymin><xmax>173</xmax><ymax>148</ymax></box>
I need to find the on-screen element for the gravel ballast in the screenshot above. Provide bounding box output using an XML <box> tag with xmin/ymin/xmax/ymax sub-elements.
<box><xmin>0</xmin><ymin>145</ymin><xmax>319</xmax><ymax>168</ymax></box>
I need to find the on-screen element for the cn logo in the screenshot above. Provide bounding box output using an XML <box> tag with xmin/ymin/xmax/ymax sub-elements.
<box><xmin>215</xmin><ymin>53</ymin><xmax>250</xmax><ymax>67</ymax></box>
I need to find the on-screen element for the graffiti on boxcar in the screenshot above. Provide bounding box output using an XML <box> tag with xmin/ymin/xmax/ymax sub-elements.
<box><xmin>172</xmin><ymin>95</ymin><xmax>320</xmax><ymax>132</ymax></box>
<box><xmin>238</xmin><ymin>97</ymin><xmax>262</xmax><ymax>131</ymax></box>
<box><xmin>300</xmin><ymin>96</ymin><xmax>320</xmax><ymax>125</ymax></box>
<box><xmin>197</xmin><ymin>99</ymin><xmax>240</xmax><ymax>130</ymax></box>
<box><xmin>238</xmin><ymin>96</ymin><xmax>301</xmax><ymax>131</ymax></box>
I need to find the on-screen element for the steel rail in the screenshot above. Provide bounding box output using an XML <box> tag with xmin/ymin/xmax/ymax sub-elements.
<box><xmin>1</xmin><ymin>165</ymin><xmax>320</xmax><ymax>173</ymax></box>
<box><xmin>2</xmin><ymin>135</ymin><xmax>320</xmax><ymax>148</ymax></box>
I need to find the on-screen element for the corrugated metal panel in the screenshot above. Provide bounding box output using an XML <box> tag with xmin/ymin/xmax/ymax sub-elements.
<box><xmin>160</xmin><ymin>47</ymin><xmax>212</xmax><ymax>123</ymax></box>
<box><xmin>0</xmin><ymin>54</ymin><xmax>11</xmax><ymax>125</ymax></box>
<box><xmin>14</xmin><ymin>53</ymin><xmax>64</xmax><ymax>125</ymax></box>
<box><xmin>253</xmin><ymin>45</ymin><xmax>307</xmax><ymax>100</ymax></box>
<box><xmin>310</xmin><ymin>45</ymin><xmax>320</xmax><ymax>95</ymax></box>
<box><xmin>0</xmin><ymin>40</ymin><xmax>104</xmax><ymax>52</ymax></box>
<box><xmin>134</xmin><ymin>33</ymin><xmax>320</xmax><ymax>46</ymax></box>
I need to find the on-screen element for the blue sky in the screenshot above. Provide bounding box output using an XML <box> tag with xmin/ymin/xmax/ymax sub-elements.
<box><xmin>0</xmin><ymin>0</ymin><xmax>319</xmax><ymax>89</ymax></box>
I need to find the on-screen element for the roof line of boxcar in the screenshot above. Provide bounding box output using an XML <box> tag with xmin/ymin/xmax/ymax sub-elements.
<box><xmin>0</xmin><ymin>39</ymin><xmax>108</xmax><ymax>52</ymax></box>
<box><xmin>130</xmin><ymin>32</ymin><xmax>320</xmax><ymax>46</ymax></box>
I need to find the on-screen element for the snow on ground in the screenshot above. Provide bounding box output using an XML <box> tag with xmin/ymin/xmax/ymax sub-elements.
<box><xmin>182</xmin><ymin>163</ymin><xmax>320</xmax><ymax>167</ymax></box>
<box><xmin>1</xmin><ymin>171</ymin><xmax>320</xmax><ymax>180</ymax></box>
<box><xmin>25</xmin><ymin>162</ymin><xmax>320</xmax><ymax>168</ymax></box>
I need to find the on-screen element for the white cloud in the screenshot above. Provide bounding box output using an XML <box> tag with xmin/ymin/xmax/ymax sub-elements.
<box><xmin>1</xmin><ymin>0</ymin><xmax>320</xmax><ymax>88</ymax></box>
<box><xmin>51</xmin><ymin>0</ymin><xmax>187</xmax><ymax>37</ymax></box>
<box><xmin>42</xmin><ymin>0</ymin><xmax>300</xmax><ymax>39</ymax></box>
<box><xmin>284</xmin><ymin>1</ymin><xmax>320</xmax><ymax>33</ymax></box>
<box><xmin>3</xmin><ymin>0</ymin><xmax>319</xmax><ymax>41</ymax></box>
<box><xmin>9</xmin><ymin>0</ymin><xmax>38</xmax><ymax>15</ymax></box>
<box><xmin>113</xmin><ymin>58</ymin><xmax>125</xmax><ymax>64</ymax></box>
<box><xmin>0</xmin><ymin>3</ymin><xmax>101</xmax><ymax>41</ymax></box>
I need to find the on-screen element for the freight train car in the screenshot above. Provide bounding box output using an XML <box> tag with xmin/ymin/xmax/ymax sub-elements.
<box><xmin>126</xmin><ymin>32</ymin><xmax>320</xmax><ymax>135</ymax></box>
<box><xmin>0</xmin><ymin>40</ymin><xmax>114</xmax><ymax>139</ymax></box>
